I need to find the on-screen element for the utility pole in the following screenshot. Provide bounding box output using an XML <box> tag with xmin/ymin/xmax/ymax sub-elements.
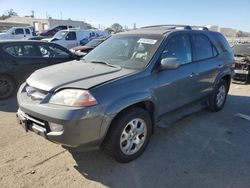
<box><xmin>133</xmin><ymin>23</ymin><xmax>137</xmax><ymax>30</ymax></box>
<box><xmin>31</xmin><ymin>10</ymin><xmax>35</xmax><ymax>18</ymax></box>
<box><xmin>60</xmin><ymin>11</ymin><xmax>62</xmax><ymax>20</ymax></box>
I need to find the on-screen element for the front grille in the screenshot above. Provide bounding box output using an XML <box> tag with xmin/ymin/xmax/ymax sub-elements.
<box><xmin>235</xmin><ymin>63</ymin><xmax>249</xmax><ymax>70</ymax></box>
<box><xmin>25</xmin><ymin>113</ymin><xmax>50</xmax><ymax>132</ymax></box>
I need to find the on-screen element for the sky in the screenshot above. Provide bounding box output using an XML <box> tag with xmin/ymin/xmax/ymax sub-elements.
<box><xmin>0</xmin><ymin>0</ymin><xmax>250</xmax><ymax>31</ymax></box>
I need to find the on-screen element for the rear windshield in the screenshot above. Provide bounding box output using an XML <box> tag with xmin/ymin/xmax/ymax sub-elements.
<box><xmin>232</xmin><ymin>44</ymin><xmax>250</xmax><ymax>56</ymax></box>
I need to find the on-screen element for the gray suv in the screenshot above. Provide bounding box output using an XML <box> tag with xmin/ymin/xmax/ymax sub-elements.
<box><xmin>17</xmin><ymin>25</ymin><xmax>234</xmax><ymax>163</ymax></box>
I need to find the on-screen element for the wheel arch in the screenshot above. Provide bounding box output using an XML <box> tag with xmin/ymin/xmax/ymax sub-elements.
<box><xmin>100</xmin><ymin>93</ymin><xmax>158</xmax><ymax>142</ymax></box>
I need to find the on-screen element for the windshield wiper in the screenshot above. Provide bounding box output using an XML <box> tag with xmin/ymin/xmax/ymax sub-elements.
<box><xmin>90</xmin><ymin>61</ymin><xmax>121</xmax><ymax>68</ymax></box>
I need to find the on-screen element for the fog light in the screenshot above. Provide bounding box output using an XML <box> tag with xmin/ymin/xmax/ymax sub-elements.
<box><xmin>49</xmin><ymin>123</ymin><xmax>63</xmax><ymax>132</ymax></box>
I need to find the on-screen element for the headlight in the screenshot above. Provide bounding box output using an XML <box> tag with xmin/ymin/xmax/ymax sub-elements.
<box><xmin>49</xmin><ymin>89</ymin><xmax>97</xmax><ymax>107</ymax></box>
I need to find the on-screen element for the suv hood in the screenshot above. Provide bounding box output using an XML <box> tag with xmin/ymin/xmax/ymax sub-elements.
<box><xmin>27</xmin><ymin>60</ymin><xmax>135</xmax><ymax>91</ymax></box>
<box><xmin>0</xmin><ymin>33</ymin><xmax>9</xmax><ymax>39</ymax></box>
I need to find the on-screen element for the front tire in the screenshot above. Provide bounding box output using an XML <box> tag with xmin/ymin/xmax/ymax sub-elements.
<box><xmin>208</xmin><ymin>79</ymin><xmax>228</xmax><ymax>112</ymax></box>
<box><xmin>0</xmin><ymin>75</ymin><xmax>16</xmax><ymax>100</ymax></box>
<box><xmin>101</xmin><ymin>107</ymin><xmax>152</xmax><ymax>163</ymax></box>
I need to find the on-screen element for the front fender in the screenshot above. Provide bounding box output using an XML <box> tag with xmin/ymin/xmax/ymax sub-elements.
<box><xmin>99</xmin><ymin>91</ymin><xmax>158</xmax><ymax>139</ymax></box>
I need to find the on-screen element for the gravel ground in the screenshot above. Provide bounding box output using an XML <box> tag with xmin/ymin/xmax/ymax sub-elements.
<box><xmin>0</xmin><ymin>83</ymin><xmax>250</xmax><ymax>188</ymax></box>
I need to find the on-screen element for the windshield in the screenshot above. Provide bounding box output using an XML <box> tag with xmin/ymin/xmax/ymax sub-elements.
<box><xmin>84</xmin><ymin>35</ymin><xmax>163</xmax><ymax>69</ymax></box>
<box><xmin>232</xmin><ymin>44</ymin><xmax>250</xmax><ymax>56</ymax></box>
<box><xmin>86</xmin><ymin>39</ymin><xmax>104</xmax><ymax>47</ymax></box>
<box><xmin>53</xmin><ymin>30</ymin><xmax>68</xmax><ymax>40</ymax></box>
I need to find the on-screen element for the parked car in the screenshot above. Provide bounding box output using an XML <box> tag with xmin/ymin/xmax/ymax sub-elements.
<box><xmin>70</xmin><ymin>38</ymin><xmax>108</xmax><ymax>57</ymax></box>
<box><xmin>37</xmin><ymin>25</ymin><xmax>73</xmax><ymax>37</ymax></box>
<box><xmin>232</xmin><ymin>43</ymin><xmax>250</xmax><ymax>84</ymax></box>
<box><xmin>28</xmin><ymin>36</ymin><xmax>49</xmax><ymax>40</ymax></box>
<box><xmin>0</xmin><ymin>27</ymin><xmax>33</xmax><ymax>40</ymax></box>
<box><xmin>0</xmin><ymin>40</ymin><xmax>78</xmax><ymax>99</ymax></box>
<box><xmin>16</xmin><ymin>25</ymin><xmax>234</xmax><ymax>163</ymax></box>
<box><xmin>43</xmin><ymin>29</ymin><xmax>109</xmax><ymax>49</ymax></box>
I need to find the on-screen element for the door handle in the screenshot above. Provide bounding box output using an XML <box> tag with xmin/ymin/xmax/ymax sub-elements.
<box><xmin>190</xmin><ymin>72</ymin><xmax>199</xmax><ymax>78</ymax></box>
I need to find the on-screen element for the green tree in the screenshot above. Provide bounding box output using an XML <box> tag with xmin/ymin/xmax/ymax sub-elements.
<box><xmin>111</xmin><ymin>23</ymin><xmax>123</xmax><ymax>33</ymax></box>
<box><xmin>0</xmin><ymin>9</ymin><xmax>18</xmax><ymax>20</ymax></box>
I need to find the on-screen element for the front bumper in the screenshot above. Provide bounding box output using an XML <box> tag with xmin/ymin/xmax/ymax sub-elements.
<box><xmin>16</xmin><ymin>83</ymin><xmax>109</xmax><ymax>149</ymax></box>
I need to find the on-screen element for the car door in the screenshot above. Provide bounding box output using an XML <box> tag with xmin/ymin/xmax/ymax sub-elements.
<box><xmin>24</xmin><ymin>28</ymin><xmax>32</xmax><ymax>39</ymax></box>
<box><xmin>191</xmin><ymin>34</ymin><xmax>220</xmax><ymax>98</ymax></box>
<box><xmin>37</xmin><ymin>43</ymin><xmax>75</xmax><ymax>65</ymax></box>
<box><xmin>3</xmin><ymin>44</ymin><xmax>48</xmax><ymax>83</ymax></box>
<box><xmin>13</xmin><ymin>28</ymin><xmax>25</xmax><ymax>39</ymax></box>
<box><xmin>154</xmin><ymin>34</ymin><xmax>201</xmax><ymax>115</ymax></box>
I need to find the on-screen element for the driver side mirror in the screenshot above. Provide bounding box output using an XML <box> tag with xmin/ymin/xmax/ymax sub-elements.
<box><xmin>160</xmin><ymin>57</ymin><xmax>181</xmax><ymax>70</ymax></box>
<box><xmin>11</xmin><ymin>32</ymin><xmax>15</xmax><ymax>35</ymax></box>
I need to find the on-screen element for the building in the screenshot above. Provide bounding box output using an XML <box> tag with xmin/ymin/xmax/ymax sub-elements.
<box><xmin>219</xmin><ymin>27</ymin><xmax>237</xmax><ymax>37</ymax></box>
<box><xmin>206</xmin><ymin>24</ymin><xmax>219</xmax><ymax>32</ymax></box>
<box><xmin>0</xmin><ymin>16</ymin><xmax>90</xmax><ymax>32</ymax></box>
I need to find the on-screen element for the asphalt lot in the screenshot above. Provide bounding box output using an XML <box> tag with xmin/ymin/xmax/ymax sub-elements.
<box><xmin>0</xmin><ymin>83</ymin><xmax>250</xmax><ymax>188</ymax></box>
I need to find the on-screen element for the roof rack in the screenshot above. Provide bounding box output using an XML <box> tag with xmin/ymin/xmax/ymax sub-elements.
<box><xmin>141</xmin><ymin>25</ymin><xmax>192</xmax><ymax>30</ymax></box>
<box><xmin>141</xmin><ymin>25</ymin><xmax>209</xmax><ymax>31</ymax></box>
<box><xmin>192</xmin><ymin>26</ymin><xmax>209</xmax><ymax>30</ymax></box>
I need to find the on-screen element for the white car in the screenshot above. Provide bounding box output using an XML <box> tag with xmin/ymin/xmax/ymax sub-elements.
<box><xmin>0</xmin><ymin>27</ymin><xmax>33</xmax><ymax>40</ymax></box>
<box><xmin>43</xmin><ymin>29</ymin><xmax>109</xmax><ymax>49</ymax></box>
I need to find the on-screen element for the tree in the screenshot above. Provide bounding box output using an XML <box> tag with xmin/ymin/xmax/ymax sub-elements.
<box><xmin>236</xmin><ymin>31</ymin><xmax>243</xmax><ymax>37</ymax></box>
<box><xmin>105</xmin><ymin>27</ymin><xmax>114</xmax><ymax>34</ymax></box>
<box><xmin>7</xmin><ymin>9</ymin><xmax>18</xmax><ymax>16</ymax></box>
<box><xmin>111</xmin><ymin>23</ymin><xmax>123</xmax><ymax>33</ymax></box>
<box><xmin>0</xmin><ymin>9</ymin><xmax>18</xmax><ymax>20</ymax></box>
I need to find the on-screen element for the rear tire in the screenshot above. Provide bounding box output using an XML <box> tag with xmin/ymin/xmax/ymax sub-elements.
<box><xmin>101</xmin><ymin>107</ymin><xmax>152</xmax><ymax>163</ymax></box>
<box><xmin>208</xmin><ymin>79</ymin><xmax>228</xmax><ymax>112</ymax></box>
<box><xmin>0</xmin><ymin>75</ymin><xmax>16</xmax><ymax>100</ymax></box>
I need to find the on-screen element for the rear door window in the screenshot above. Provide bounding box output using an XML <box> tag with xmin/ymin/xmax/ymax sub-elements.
<box><xmin>162</xmin><ymin>34</ymin><xmax>192</xmax><ymax>65</ymax></box>
<box><xmin>3</xmin><ymin>45</ymin><xmax>40</xmax><ymax>57</ymax></box>
<box><xmin>192</xmin><ymin>34</ymin><xmax>216</xmax><ymax>61</ymax></box>
<box><xmin>25</xmin><ymin>29</ymin><xmax>31</xmax><ymax>35</ymax></box>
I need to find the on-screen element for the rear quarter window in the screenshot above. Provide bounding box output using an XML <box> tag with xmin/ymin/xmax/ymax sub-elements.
<box><xmin>213</xmin><ymin>33</ymin><xmax>232</xmax><ymax>53</ymax></box>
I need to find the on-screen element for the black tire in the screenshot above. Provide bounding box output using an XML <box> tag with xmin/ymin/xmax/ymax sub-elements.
<box><xmin>101</xmin><ymin>107</ymin><xmax>152</xmax><ymax>163</ymax></box>
<box><xmin>208</xmin><ymin>79</ymin><xmax>228</xmax><ymax>112</ymax></box>
<box><xmin>0</xmin><ymin>75</ymin><xmax>16</xmax><ymax>100</ymax></box>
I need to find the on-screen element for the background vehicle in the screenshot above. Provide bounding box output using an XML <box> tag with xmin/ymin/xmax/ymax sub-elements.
<box><xmin>0</xmin><ymin>40</ymin><xmax>77</xmax><ymax>99</ymax></box>
<box><xmin>37</xmin><ymin>25</ymin><xmax>73</xmax><ymax>37</ymax></box>
<box><xmin>43</xmin><ymin>29</ymin><xmax>109</xmax><ymax>49</ymax></box>
<box><xmin>70</xmin><ymin>38</ymin><xmax>108</xmax><ymax>57</ymax></box>
<box><xmin>232</xmin><ymin>43</ymin><xmax>250</xmax><ymax>84</ymax></box>
<box><xmin>17</xmin><ymin>25</ymin><xmax>234</xmax><ymax>163</ymax></box>
<box><xmin>0</xmin><ymin>27</ymin><xmax>33</xmax><ymax>40</ymax></box>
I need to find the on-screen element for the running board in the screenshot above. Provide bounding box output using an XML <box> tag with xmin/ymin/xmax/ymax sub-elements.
<box><xmin>156</xmin><ymin>98</ymin><xmax>209</xmax><ymax>128</ymax></box>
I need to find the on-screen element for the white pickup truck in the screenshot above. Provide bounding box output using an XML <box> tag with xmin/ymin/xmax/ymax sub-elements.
<box><xmin>0</xmin><ymin>27</ymin><xmax>33</xmax><ymax>40</ymax></box>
